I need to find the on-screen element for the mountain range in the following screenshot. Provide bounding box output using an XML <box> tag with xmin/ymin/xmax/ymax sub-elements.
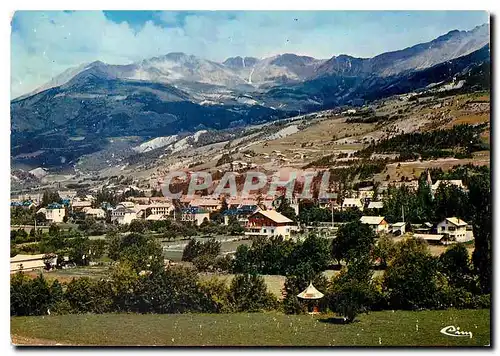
<box><xmin>11</xmin><ymin>24</ymin><xmax>490</xmax><ymax>170</ymax></box>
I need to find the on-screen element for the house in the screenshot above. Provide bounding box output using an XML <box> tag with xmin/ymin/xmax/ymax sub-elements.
<box><xmin>117</xmin><ymin>201</ymin><xmax>135</xmax><ymax>209</ymax></box>
<box><xmin>342</xmin><ymin>198</ymin><xmax>364</xmax><ymax>211</ymax></box>
<box><xmin>37</xmin><ymin>203</ymin><xmax>66</xmax><ymax>223</ymax></box>
<box><xmin>390</xmin><ymin>222</ymin><xmax>406</xmax><ymax>236</ymax></box>
<box><xmin>245</xmin><ymin>210</ymin><xmax>297</xmax><ymax>239</ymax></box>
<box><xmin>82</xmin><ymin>207</ymin><xmax>106</xmax><ymax>219</ymax></box>
<box><xmin>11</xmin><ymin>200</ymin><xmax>36</xmax><ymax>209</ymax></box>
<box><xmin>367</xmin><ymin>201</ymin><xmax>383</xmax><ymax>210</ymax></box>
<box><xmin>71</xmin><ymin>200</ymin><xmax>92</xmax><ymax>211</ymax></box>
<box><xmin>360</xmin><ymin>216</ymin><xmax>389</xmax><ymax>234</ymax></box>
<box><xmin>146</xmin><ymin>214</ymin><xmax>168</xmax><ymax>221</ymax></box>
<box><xmin>111</xmin><ymin>207</ymin><xmax>137</xmax><ymax>225</ymax></box>
<box><xmin>148</xmin><ymin>202</ymin><xmax>174</xmax><ymax>217</ymax></box>
<box><xmin>413</xmin><ymin>233</ymin><xmax>447</xmax><ymax>245</ymax></box>
<box><xmin>222</xmin><ymin>205</ymin><xmax>259</xmax><ymax>226</ymax></box>
<box><xmin>180</xmin><ymin>207</ymin><xmax>210</xmax><ymax>226</ymax></box>
<box><xmin>10</xmin><ymin>254</ymin><xmax>57</xmax><ymax>273</ymax></box>
<box><xmin>437</xmin><ymin>217</ymin><xmax>470</xmax><ymax>243</ymax></box>
<box><xmin>357</xmin><ymin>187</ymin><xmax>374</xmax><ymax>200</ymax></box>
<box><xmin>190</xmin><ymin>198</ymin><xmax>221</xmax><ymax>212</ymax></box>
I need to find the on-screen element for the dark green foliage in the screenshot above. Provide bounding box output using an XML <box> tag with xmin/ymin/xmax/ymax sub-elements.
<box><xmin>357</xmin><ymin>124</ymin><xmax>487</xmax><ymax>160</ymax></box>
<box><xmin>383</xmin><ymin>238</ymin><xmax>442</xmax><ymax>310</ymax></box>
<box><xmin>133</xmin><ymin>266</ymin><xmax>206</xmax><ymax>314</ymax></box>
<box><xmin>232</xmin><ymin>235</ymin><xmax>330</xmax><ymax>276</ymax></box>
<box><xmin>329</xmin><ymin>255</ymin><xmax>378</xmax><ymax>322</ymax></box>
<box><xmin>332</xmin><ymin>221</ymin><xmax>376</xmax><ymax>264</ymax></box>
<box><xmin>182</xmin><ymin>238</ymin><xmax>221</xmax><ymax>262</ymax></box>
<box><xmin>433</xmin><ymin>183</ymin><xmax>470</xmax><ymax>222</ymax></box>
<box><xmin>10</xmin><ymin>273</ymin><xmax>57</xmax><ymax>316</ymax></box>
<box><xmin>275</xmin><ymin>196</ymin><xmax>298</xmax><ymax>222</ymax></box>
<box><xmin>108</xmin><ymin>233</ymin><xmax>164</xmax><ymax>273</ymax></box>
<box><xmin>228</xmin><ymin>274</ymin><xmax>277</xmax><ymax>312</ymax></box>
<box><xmin>41</xmin><ymin>190</ymin><xmax>62</xmax><ymax>207</ymax></box>
<box><xmin>129</xmin><ymin>219</ymin><xmax>150</xmax><ymax>233</ymax></box>
<box><xmin>469</xmin><ymin>170</ymin><xmax>491</xmax><ymax>294</ymax></box>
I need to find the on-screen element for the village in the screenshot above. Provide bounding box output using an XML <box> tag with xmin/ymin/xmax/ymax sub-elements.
<box><xmin>10</xmin><ymin>167</ymin><xmax>475</xmax><ymax>274</ymax></box>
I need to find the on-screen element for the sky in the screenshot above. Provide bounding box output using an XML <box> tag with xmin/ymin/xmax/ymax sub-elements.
<box><xmin>11</xmin><ymin>10</ymin><xmax>489</xmax><ymax>98</ymax></box>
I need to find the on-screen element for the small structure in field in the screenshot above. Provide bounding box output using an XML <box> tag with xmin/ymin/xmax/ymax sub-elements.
<box><xmin>297</xmin><ymin>282</ymin><xmax>324</xmax><ymax>314</ymax></box>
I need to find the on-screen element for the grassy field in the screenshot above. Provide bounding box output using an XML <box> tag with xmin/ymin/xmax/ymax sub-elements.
<box><xmin>11</xmin><ymin>309</ymin><xmax>490</xmax><ymax>346</ymax></box>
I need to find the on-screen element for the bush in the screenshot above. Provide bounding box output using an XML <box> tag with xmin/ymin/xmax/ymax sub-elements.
<box><xmin>199</xmin><ymin>277</ymin><xmax>233</xmax><ymax>313</ymax></box>
<box><xmin>228</xmin><ymin>274</ymin><xmax>277</xmax><ymax>312</ymax></box>
<box><xmin>383</xmin><ymin>238</ymin><xmax>442</xmax><ymax>310</ymax></box>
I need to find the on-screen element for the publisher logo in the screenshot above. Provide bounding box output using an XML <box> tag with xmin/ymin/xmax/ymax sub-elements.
<box><xmin>440</xmin><ymin>325</ymin><xmax>473</xmax><ymax>339</ymax></box>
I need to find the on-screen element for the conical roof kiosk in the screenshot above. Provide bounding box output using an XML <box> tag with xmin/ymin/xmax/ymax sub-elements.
<box><xmin>297</xmin><ymin>282</ymin><xmax>324</xmax><ymax>314</ymax></box>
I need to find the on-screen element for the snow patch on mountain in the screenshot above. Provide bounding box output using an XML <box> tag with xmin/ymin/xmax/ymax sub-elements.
<box><xmin>133</xmin><ymin>135</ymin><xmax>179</xmax><ymax>153</ymax></box>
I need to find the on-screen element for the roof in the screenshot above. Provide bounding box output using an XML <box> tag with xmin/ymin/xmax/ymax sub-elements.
<box><xmin>432</xmin><ymin>180</ymin><xmax>465</xmax><ymax>190</ymax></box>
<box><xmin>72</xmin><ymin>200</ymin><xmax>92</xmax><ymax>207</ymax></box>
<box><xmin>10</xmin><ymin>254</ymin><xmax>49</xmax><ymax>263</ymax></box>
<box><xmin>368</xmin><ymin>201</ymin><xmax>383</xmax><ymax>209</ymax></box>
<box><xmin>297</xmin><ymin>283</ymin><xmax>324</xmax><ymax>299</ymax></box>
<box><xmin>251</xmin><ymin>210</ymin><xmax>293</xmax><ymax>224</ymax></box>
<box><xmin>413</xmin><ymin>233</ymin><xmax>444</xmax><ymax>241</ymax></box>
<box><xmin>113</xmin><ymin>207</ymin><xmax>136</xmax><ymax>214</ymax></box>
<box><xmin>391</xmin><ymin>222</ymin><xmax>405</xmax><ymax>227</ymax></box>
<box><xmin>444</xmin><ymin>217</ymin><xmax>467</xmax><ymax>227</ymax></box>
<box><xmin>360</xmin><ymin>216</ymin><xmax>386</xmax><ymax>225</ymax></box>
<box><xmin>342</xmin><ymin>198</ymin><xmax>363</xmax><ymax>206</ymax></box>
<box><xmin>83</xmin><ymin>208</ymin><xmax>105</xmax><ymax>214</ymax></box>
<box><xmin>146</xmin><ymin>214</ymin><xmax>167</xmax><ymax>221</ymax></box>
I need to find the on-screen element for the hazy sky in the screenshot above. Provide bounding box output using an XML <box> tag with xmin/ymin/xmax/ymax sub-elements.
<box><xmin>11</xmin><ymin>10</ymin><xmax>489</xmax><ymax>98</ymax></box>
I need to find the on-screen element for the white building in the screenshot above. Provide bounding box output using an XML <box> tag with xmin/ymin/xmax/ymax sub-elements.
<box><xmin>180</xmin><ymin>209</ymin><xmax>210</xmax><ymax>226</ymax></box>
<box><xmin>83</xmin><ymin>207</ymin><xmax>106</xmax><ymax>219</ymax></box>
<box><xmin>11</xmin><ymin>254</ymin><xmax>57</xmax><ymax>273</ymax></box>
<box><xmin>390</xmin><ymin>222</ymin><xmax>406</xmax><ymax>235</ymax></box>
<box><xmin>360</xmin><ymin>216</ymin><xmax>389</xmax><ymax>234</ymax></box>
<box><xmin>37</xmin><ymin>206</ymin><xmax>66</xmax><ymax>223</ymax></box>
<box><xmin>111</xmin><ymin>207</ymin><xmax>137</xmax><ymax>225</ymax></box>
<box><xmin>245</xmin><ymin>210</ymin><xmax>297</xmax><ymax>240</ymax></box>
<box><xmin>437</xmin><ymin>217</ymin><xmax>470</xmax><ymax>242</ymax></box>
<box><xmin>148</xmin><ymin>202</ymin><xmax>174</xmax><ymax>217</ymax></box>
<box><xmin>367</xmin><ymin>201</ymin><xmax>384</xmax><ymax>210</ymax></box>
<box><xmin>342</xmin><ymin>198</ymin><xmax>364</xmax><ymax>211</ymax></box>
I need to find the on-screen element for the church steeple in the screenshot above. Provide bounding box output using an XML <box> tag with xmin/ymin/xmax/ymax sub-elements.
<box><xmin>426</xmin><ymin>169</ymin><xmax>433</xmax><ymax>187</ymax></box>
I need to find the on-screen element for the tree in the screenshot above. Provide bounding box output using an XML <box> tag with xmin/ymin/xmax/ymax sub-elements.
<box><xmin>182</xmin><ymin>238</ymin><xmax>221</xmax><ymax>262</ymax></box>
<box><xmin>373</xmin><ymin>234</ymin><xmax>396</xmax><ymax>268</ymax></box>
<box><xmin>108</xmin><ymin>233</ymin><xmax>164</xmax><ymax>273</ymax></box>
<box><xmin>433</xmin><ymin>183</ymin><xmax>470</xmax><ymax>222</ymax></box>
<box><xmin>129</xmin><ymin>219</ymin><xmax>150</xmax><ymax>233</ymax></box>
<box><xmin>289</xmin><ymin>234</ymin><xmax>330</xmax><ymax>274</ymax></box>
<box><xmin>329</xmin><ymin>255</ymin><xmax>376</xmax><ymax>322</ymax></box>
<box><xmin>41</xmin><ymin>190</ymin><xmax>62</xmax><ymax>207</ymax></box>
<box><xmin>275</xmin><ymin>196</ymin><xmax>297</xmax><ymax>221</ymax></box>
<box><xmin>438</xmin><ymin>243</ymin><xmax>477</xmax><ymax>292</ymax></box>
<box><xmin>383</xmin><ymin>238</ymin><xmax>441</xmax><ymax>310</ymax></box>
<box><xmin>332</xmin><ymin>221</ymin><xmax>376</xmax><ymax>264</ymax></box>
<box><xmin>469</xmin><ymin>171</ymin><xmax>491</xmax><ymax>294</ymax></box>
<box><xmin>133</xmin><ymin>266</ymin><xmax>205</xmax><ymax>314</ymax></box>
<box><xmin>228</xmin><ymin>274</ymin><xmax>277</xmax><ymax>312</ymax></box>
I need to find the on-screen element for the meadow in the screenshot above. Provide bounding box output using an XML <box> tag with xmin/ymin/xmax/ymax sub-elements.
<box><xmin>11</xmin><ymin>309</ymin><xmax>490</xmax><ymax>346</ymax></box>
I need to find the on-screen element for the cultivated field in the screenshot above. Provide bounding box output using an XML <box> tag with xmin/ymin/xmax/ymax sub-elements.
<box><xmin>11</xmin><ymin>309</ymin><xmax>490</xmax><ymax>346</ymax></box>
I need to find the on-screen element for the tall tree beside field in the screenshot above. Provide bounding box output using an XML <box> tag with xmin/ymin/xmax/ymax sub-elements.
<box><xmin>469</xmin><ymin>171</ymin><xmax>491</xmax><ymax>294</ymax></box>
<box><xmin>383</xmin><ymin>238</ymin><xmax>441</xmax><ymax>310</ymax></box>
<box><xmin>331</xmin><ymin>221</ymin><xmax>375</xmax><ymax>265</ymax></box>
